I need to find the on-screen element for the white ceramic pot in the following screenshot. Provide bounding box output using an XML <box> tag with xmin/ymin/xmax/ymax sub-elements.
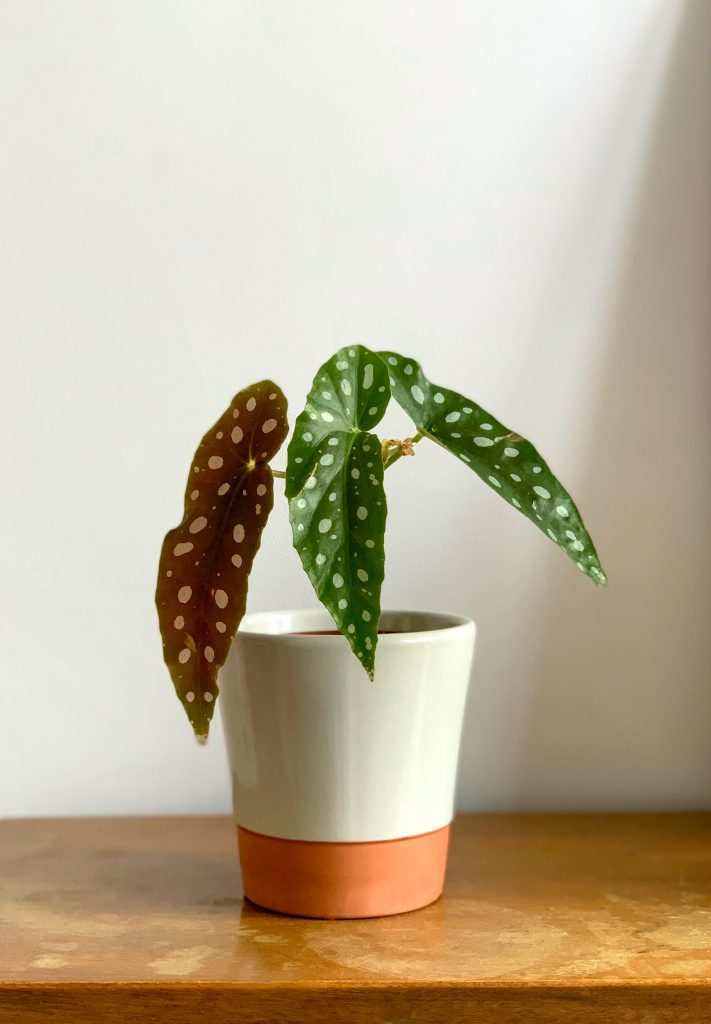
<box><xmin>220</xmin><ymin>608</ymin><xmax>475</xmax><ymax>918</ymax></box>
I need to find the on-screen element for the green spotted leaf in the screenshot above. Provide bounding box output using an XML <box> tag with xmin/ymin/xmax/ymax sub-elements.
<box><xmin>286</xmin><ymin>346</ymin><xmax>390</xmax><ymax>677</ymax></box>
<box><xmin>381</xmin><ymin>351</ymin><xmax>606</xmax><ymax>586</ymax></box>
<box><xmin>156</xmin><ymin>381</ymin><xmax>289</xmax><ymax>739</ymax></box>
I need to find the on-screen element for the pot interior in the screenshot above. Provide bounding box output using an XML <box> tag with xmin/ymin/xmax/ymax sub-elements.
<box><xmin>238</xmin><ymin>608</ymin><xmax>473</xmax><ymax>638</ymax></box>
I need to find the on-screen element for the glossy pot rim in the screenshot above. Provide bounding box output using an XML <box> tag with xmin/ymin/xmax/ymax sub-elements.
<box><xmin>237</xmin><ymin>608</ymin><xmax>476</xmax><ymax>648</ymax></box>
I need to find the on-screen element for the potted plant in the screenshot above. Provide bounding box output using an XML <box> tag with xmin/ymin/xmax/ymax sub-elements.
<box><xmin>156</xmin><ymin>345</ymin><xmax>605</xmax><ymax>918</ymax></box>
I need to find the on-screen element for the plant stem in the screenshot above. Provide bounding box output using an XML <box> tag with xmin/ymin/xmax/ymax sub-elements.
<box><xmin>272</xmin><ymin>469</ymin><xmax>286</xmax><ymax>479</ymax></box>
<box><xmin>383</xmin><ymin>431</ymin><xmax>425</xmax><ymax>471</ymax></box>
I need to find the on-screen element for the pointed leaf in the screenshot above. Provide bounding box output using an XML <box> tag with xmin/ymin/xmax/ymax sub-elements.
<box><xmin>381</xmin><ymin>351</ymin><xmax>606</xmax><ymax>586</ymax></box>
<box><xmin>156</xmin><ymin>381</ymin><xmax>288</xmax><ymax>738</ymax></box>
<box><xmin>286</xmin><ymin>346</ymin><xmax>390</xmax><ymax>677</ymax></box>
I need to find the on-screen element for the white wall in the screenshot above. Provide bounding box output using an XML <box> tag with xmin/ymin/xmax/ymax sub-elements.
<box><xmin>1</xmin><ymin>0</ymin><xmax>709</xmax><ymax>817</ymax></box>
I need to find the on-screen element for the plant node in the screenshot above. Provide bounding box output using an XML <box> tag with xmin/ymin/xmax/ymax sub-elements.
<box><xmin>381</xmin><ymin>437</ymin><xmax>417</xmax><ymax>464</ymax></box>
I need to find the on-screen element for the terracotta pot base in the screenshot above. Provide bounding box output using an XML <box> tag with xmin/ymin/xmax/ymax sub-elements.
<box><xmin>237</xmin><ymin>824</ymin><xmax>450</xmax><ymax>919</ymax></box>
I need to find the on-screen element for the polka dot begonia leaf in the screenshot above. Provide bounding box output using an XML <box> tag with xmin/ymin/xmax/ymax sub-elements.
<box><xmin>155</xmin><ymin>381</ymin><xmax>289</xmax><ymax>739</ymax></box>
<box><xmin>380</xmin><ymin>351</ymin><xmax>607</xmax><ymax>587</ymax></box>
<box><xmin>285</xmin><ymin>346</ymin><xmax>390</xmax><ymax>678</ymax></box>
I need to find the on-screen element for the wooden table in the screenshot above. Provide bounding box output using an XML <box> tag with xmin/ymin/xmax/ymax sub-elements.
<box><xmin>1</xmin><ymin>814</ymin><xmax>710</xmax><ymax>1022</ymax></box>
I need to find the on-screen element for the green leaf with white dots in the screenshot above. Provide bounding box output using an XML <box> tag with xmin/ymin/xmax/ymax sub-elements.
<box><xmin>286</xmin><ymin>346</ymin><xmax>391</xmax><ymax>677</ymax></box>
<box><xmin>381</xmin><ymin>351</ymin><xmax>606</xmax><ymax>586</ymax></box>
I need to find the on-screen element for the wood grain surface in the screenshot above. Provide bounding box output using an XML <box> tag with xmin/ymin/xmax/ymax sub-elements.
<box><xmin>1</xmin><ymin>814</ymin><xmax>710</xmax><ymax>1022</ymax></box>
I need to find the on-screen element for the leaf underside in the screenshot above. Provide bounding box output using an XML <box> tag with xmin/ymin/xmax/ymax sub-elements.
<box><xmin>286</xmin><ymin>345</ymin><xmax>390</xmax><ymax>678</ymax></box>
<box><xmin>156</xmin><ymin>381</ymin><xmax>288</xmax><ymax>738</ymax></box>
<box><xmin>381</xmin><ymin>351</ymin><xmax>606</xmax><ymax>586</ymax></box>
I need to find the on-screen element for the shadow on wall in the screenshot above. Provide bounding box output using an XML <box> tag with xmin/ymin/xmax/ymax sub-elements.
<box><xmin>514</xmin><ymin>0</ymin><xmax>711</xmax><ymax>808</ymax></box>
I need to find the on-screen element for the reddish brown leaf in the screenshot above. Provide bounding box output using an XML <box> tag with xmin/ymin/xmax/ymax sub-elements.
<box><xmin>155</xmin><ymin>381</ymin><xmax>288</xmax><ymax>739</ymax></box>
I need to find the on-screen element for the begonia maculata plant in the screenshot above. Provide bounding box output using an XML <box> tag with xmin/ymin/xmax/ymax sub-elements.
<box><xmin>156</xmin><ymin>346</ymin><xmax>606</xmax><ymax>739</ymax></box>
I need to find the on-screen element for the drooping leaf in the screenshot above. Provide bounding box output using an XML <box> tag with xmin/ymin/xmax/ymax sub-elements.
<box><xmin>286</xmin><ymin>346</ymin><xmax>390</xmax><ymax>677</ymax></box>
<box><xmin>156</xmin><ymin>381</ymin><xmax>288</xmax><ymax>739</ymax></box>
<box><xmin>381</xmin><ymin>351</ymin><xmax>606</xmax><ymax>586</ymax></box>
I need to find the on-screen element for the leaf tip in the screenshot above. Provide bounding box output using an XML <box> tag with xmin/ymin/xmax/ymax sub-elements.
<box><xmin>590</xmin><ymin>565</ymin><xmax>608</xmax><ymax>588</ymax></box>
<box><xmin>361</xmin><ymin>645</ymin><xmax>377</xmax><ymax>681</ymax></box>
